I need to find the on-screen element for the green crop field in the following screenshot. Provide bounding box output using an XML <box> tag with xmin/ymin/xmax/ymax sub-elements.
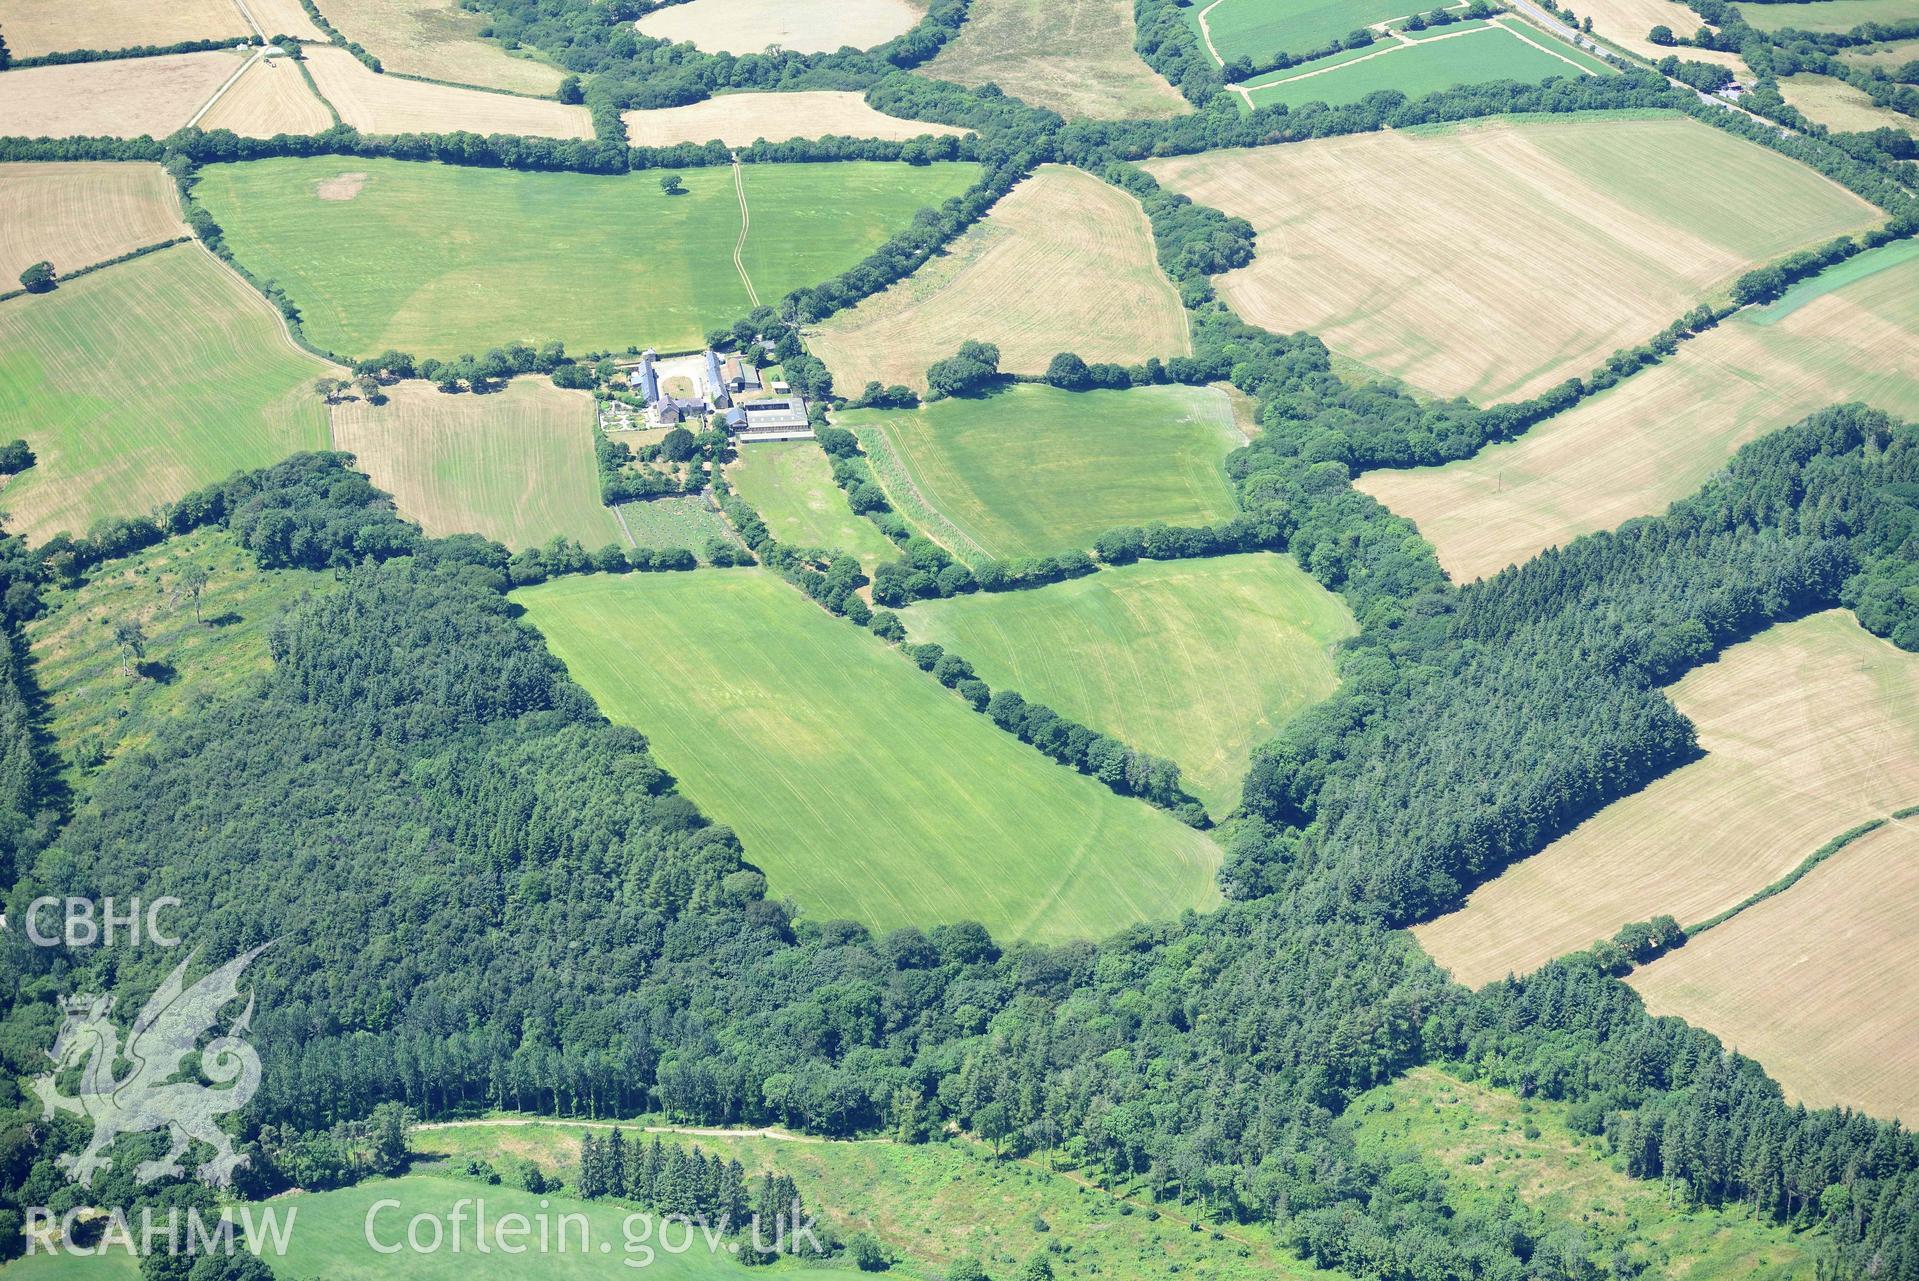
<box><xmin>727</xmin><ymin>440</ymin><xmax>897</xmax><ymax>563</ymax></box>
<box><xmin>900</xmin><ymin>554</ymin><xmax>1355</xmax><ymax>813</ymax></box>
<box><xmin>614</xmin><ymin>495</ymin><xmax>741</xmax><ymax>557</ymax></box>
<box><xmin>840</xmin><ymin>385</ymin><xmax>1243</xmax><ymax>564</ymax></box>
<box><xmin>514</xmin><ymin>570</ymin><xmax>1221</xmax><ymax>943</ymax></box>
<box><xmin>1735</xmin><ymin>0</ymin><xmax>1915</xmax><ymax>30</ymax></box>
<box><xmin>190</xmin><ymin>157</ymin><xmax>981</xmax><ymax>361</ymax></box>
<box><xmin>0</xmin><ymin>245</ymin><xmax>333</xmax><ymax>544</ymax></box>
<box><xmin>1191</xmin><ymin>0</ymin><xmax>1427</xmax><ymax>65</ymax></box>
<box><xmin>1243</xmin><ymin>22</ymin><xmax>1608</xmax><ymax>109</ymax></box>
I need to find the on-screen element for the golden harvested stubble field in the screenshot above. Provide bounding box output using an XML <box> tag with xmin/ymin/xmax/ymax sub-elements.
<box><xmin>0</xmin><ymin>161</ymin><xmax>187</xmax><ymax>281</ymax></box>
<box><xmin>0</xmin><ymin>49</ymin><xmax>248</xmax><ymax>138</ymax></box>
<box><xmin>927</xmin><ymin>0</ymin><xmax>1190</xmax><ymax>119</ymax></box>
<box><xmin>624</xmin><ymin>90</ymin><xmax>969</xmax><ymax>146</ymax></box>
<box><xmin>198</xmin><ymin>52</ymin><xmax>335</xmax><ymax>137</ymax></box>
<box><xmin>301</xmin><ymin>45</ymin><xmax>591</xmax><ymax>138</ymax></box>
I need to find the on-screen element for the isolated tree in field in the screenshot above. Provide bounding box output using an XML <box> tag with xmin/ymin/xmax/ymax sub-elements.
<box><xmin>660</xmin><ymin>174</ymin><xmax>685</xmax><ymax>196</ymax></box>
<box><xmin>18</xmin><ymin>261</ymin><xmax>54</xmax><ymax>294</ymax></box>
<box><xmin>1015</xmin><ymin>1255</ymin><xmax>1053</xmax><ymax>1281</ymax></box>
<box><xmin>175</xmin><ymin>563</ymin><xmax>211</xmax><ymax>624</ymax></box>
<box><xmin>112</xmin><ymin>618</ymin><xmax>148</xmax><ymax>679</ymax></box>
<box><xmin>315</xmin><ymin>376</ymin><xmax>345</xmax><ymax>403</ymax></box>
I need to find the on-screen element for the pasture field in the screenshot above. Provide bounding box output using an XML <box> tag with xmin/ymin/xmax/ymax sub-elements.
<box><xmin>0</xmin><ymin>0</ymin><xmax>247</xmax><ymax>57</ymax></box>
<box><xmin>1143</xmin><ymin>114</ymin><xmax>1880</xmax><ymax>403</ymax></box>
<box><xmin>840</xmin><ymin>384</ymin><xmax>1243</xmax><ymax>564</ymax></box>
<box><xmin>0</xmin><ymin>48</ymin><xmax>246</xmax><ymax>138</ymax></box>
<box><xmin>513</xmin><ymin>571</ymin><xmax>1222</xmax><ymax>943</ymax></box>
<box><xmin>244</xmin><ymin>0</ymin><xmax>329</xmax><ymax>39</ymax></box>
<box><xmin>807</xmin><ymin>165</ymin><xmax>1190</xmax><ymax>393</ymax></box>
<box><xmin>900</xmin><ymin>554</ymin><xmax>1355</xmax><ymax>813</ymax></box>
<box><xmin>197</xmin><ymin>51</ymin><xmax>335</xmax><ymax>136</ymax></box>
<box><xmin>634</xmin><ymin>0</ymin><xmax>925</xmax><ymax>54</ymax></box>
<box><xmin>329</xmin><ymin>377</ymin><xmax>622</xmax><ymax>550</ymax></box>
<box><xmin>1349</xmin><ymin>1068</ymin><xmax>1819</xmax><ymax>1277</ymax></box>
<box><xmin>1844</xmin><ymin>36</ymin><xmax>1919</xmax><ymax>70</ymax></box>
<box><xmin>1241</xmin><ymin>20</ymin><xmax>1610</xmax><ymax>110</ymax></box>
<box><xmin>1357</xmin><ymin>238</ymin><xmax>1919</xmax><ymax>582</ymax></box>
<box><xmin>1735</xmin><ymin>0</ymin><xmax>1916</xmax><ymax>30</ymax></box>
<box><xmin>726</xmin><ymin>440</ymin><xmax>898</xmax><ymax>562</ymax></box>
<box><xmin>0</xmin><ymin>244</ymin><xmax>334</xmax><ymax>543</ymax></box>
<box><xmin>612</xmin><ymin>496</ymin><xmax>740</xmax><ymax>555</ymax></box>
<box><xmin>309</xmin><ymin>0</ymin><xmax>567</xmax><ymax>94</ymax></box>
<box><xmin>623</xmin><ymin>90</ymin><xmax>969</xmax><ymax>146</ymax></box>
<box><xmin>1191</xmin><ymin>0</ymin><xmax>1436</xmax><ymax>65</ymax></box>
<box><xmin>192</xmin><ymin>156</ymin><xmax>979</xmax><ymax>359</ymax></box>
<box><xmin>1629</xmin><ymin>819</ymin><xmax>1919</xmax><ymax>1124</ymax></box>
<box><xmin>1414</xmin><ymin>611</ymin><xmax>1919</xmax><ymax>987</ymax></box>
<box><xmin>1780</xmin><ymin>73</ymin><xmax>1919</xmax><ymax>136</ymax></box>
<box><xmin>926</xmin><ymin>0</ymin><xmax>1190</xmax><ymax>120</ymax></box>
<box><xmin>301</xmin><ymin>45</ymin><xmax>591</xmax><ymax>138</ymax></box>
<box><xmin>0</xmin><ymin>162</ymin><xmax>185</xmax><ymax>283</ymax></box>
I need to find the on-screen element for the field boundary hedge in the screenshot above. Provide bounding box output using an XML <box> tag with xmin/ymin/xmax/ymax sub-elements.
<box><xmin>0</xmin><ymin>236</ymin><xmax>194</xmax><ymax>304</ymax></box>
<box><xmin>11</xmin><ymin>37</ymin><xmax>262</xmax><ymax>69</ymax></box>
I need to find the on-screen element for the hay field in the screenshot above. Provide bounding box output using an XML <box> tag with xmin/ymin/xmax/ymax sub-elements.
<box><xmin>301</xmin><ymin>45</ymin><xmax>590</xmax><ymax>138</ymax></box>
<box><xmin>0</xmin><ymin>244</ymin><xmax>333</xmax><ymax>543</ymax></box>
<box><xmin>1357</xmin><ymin>239</ymin><xmax>1919</xmax><ymax>582</ymax></box>
<box><xmin>0</xmin><ymin>48</ymin><xmax>246</xmax><ymax>138</ymax></box>
<box><xmin>0</xmin><ymin>0</ymin><xmax>248</xmax><ymax>58</ymax></box>
<box><xmin>1414</xmin><ymin>611</ymin><xmax>1919</xmax><ymax>988</ymax></box>
<box><xmin>624</xmin><ymin>90</ymin><xmax>968</xmax><ymax>146</ymax></box>
<box><xmin>841</xmin><ymin>384</ymin><xmax>1242</xmax><ymax>564</ymax></box>
<box><xmin>1628</xmin><ymin>819</ymin><xmax>1919</xmax><ymax>1124</ymax></box>
<box><xmin>0</xmin><ymin>161</ymin><xmax>185</xmax><ymax>282</ymax></box>
<box><xmin>808</xmin><ymin>165</ymin><xmax>1190</xmax><ymax>393</ymax></box>
<box><xmin>1241</xmin><ymin>20</ymin><xmax>1609</xmax><ymax>110</ymax></box>
<box><xmin>635</xmin><ymin>0</ymin><xmax>925</xmax><ymax>54</ymax></box>
<box><xmin>198</xmin><ymin>51</ymin><xmax>334</xmax><ymax>136</ymax></box>
<box><xmin>1844</xmin><ymin>36</ymin><xmax>1919</xmax><ymax>71</ymax></box>
<box><xmin>242</xmin><ymin>0</ymin><xmax>328</xmax><ymax>40</ymax></box>
<box><xmin>1781</xmin><ymin>73</ymin><xmax>1919</xmax><ymax>136</ymax></box>
<box><xmin>1736</xmin><ymin>0</ymin><xmax>1915</xmax><ymax>30</ymax></box>
<box><xmin>900</xmin><ymin>554</ymin><xmax>1355</xmax><ymax>813</ymax></box>
<box><xmin>329</xmin><ymin>377</ymin><xmax>623</xmax><ymax>550</ymax></box>
<box><xmin>727</xmin><ymin>440</ymin><xmax>898</xmax><ymax>563</ymax></box>
<box><xmin>1143</xmin><ymin>114</ymin><xmax>1879</xmax><ymax>404</ymax></box>
<box><xmin>1573</xmin><ymin>0</ymin><xmax>1748</xmax><ymax>66</ymax></box>
<box><xmin>515</xmin><ymin>570</ymin><xmax>1223</xmax><ymax>943</ymax></box>
<box><xmin>193</xmin><ymin>155</ymin><xmax>978</xmax><ymax>358</ymax></box>
<box><xmin>927</xmin><ymin>0</ymin><xmax>1189</xmax><ymax>120</ymax></box>
<box><xmin>305</xmin><ymin>0</ymin><xmax>565</xmax><ymax>93</ymax></box>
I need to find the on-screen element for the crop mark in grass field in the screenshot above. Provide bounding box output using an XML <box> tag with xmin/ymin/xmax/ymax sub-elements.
<box><xmin>1414</xmin><ymin>612</ymin><xmax>1919</xmax><ymax>988</ymax></box>
<box><xmin>727</xmin><ymin>441</ymin><xmax>897</xmax><ymax>564</ymax></box>
<box><xmin>0</xmin><ymin>162</ymin><xmax>187</xmax><ymax>283</ymax></box>
<box><xmin>1144</xmin><ymin>114</ymin><xmax>1881</xmax><ymax>404</ymax></box>
<box><xmin>634</xmin><ymin>0</ymin><xmax>926</xmax><ymax>55</ymax></box>
<box><xmin>623</xmin><ymin>91</ymin><xmax>971</xmax><ymax>147</ymax></box>
<box><xmin>1240</xmin><ymin>18</ymin><xmax>1609</xmax><ymax>109</ymax></box>
<box><xmin>306</xmin><ymin>0</ymin><xmax>568</xmax><ymax>95</ymax></box>
<box><xmin>0</xmin><ymin>244</ymin><xmax>334</xmax><ymax>544</ymax></box>
<box><xmin>808</xmin><ymin>165</ymin><xmax>1191</xmax><ymax>394</ymax></box>
<box><xmin>840</xmin><ymin>385</ymin><xmax>1242</xmax><ymax>565</ymax></box>
<box><xmin>515</xmin><ymin>571</ymin><xmax>1222</xmax><ymax>943</ymax></box>
<box><xmin>1358</xmin><ymin>240</ymin><xmax>1919</xmax><ymax>583</ymax></box>
<box><xmin>1629</xmin><ymin>820</ymin><xmax>1919</xmax><ymax>1125</ymax></box>
<box><xmin>193</xmin><ymin>156</ymin><xmax>979</xmax><ymax>360</ymax></box>
<box><xmin>300</xmin><ymin>45</ymin><xmax>591</xmax><ymax>138</ymax></box>
<box><xmin>329</xmin><ymin>377</ymin><xmax>622</xmax><ymax>551</ymax></box>
<box><xmin>197</xmin><ymin>51</ymin><xmax>335</xmax><ymax>138</ymax></box>
<box><xmin>0</xmin><ymin>48</ymin><xmax>248</xmax><ymax>139</ymax></box>
<box><xmin>900</xmin><ymin>554</ymin><xmax>1356</xmax><ymax>813</ymax></box>
<box><xmin>0</xmin><ymin>0</ymin><xmax>250</xmax><ymax>58</ymax></box>
<box><xmin>926</xmin><ymin>0</ymin><xmax>1189</xmax><ymax>120</ymax></box>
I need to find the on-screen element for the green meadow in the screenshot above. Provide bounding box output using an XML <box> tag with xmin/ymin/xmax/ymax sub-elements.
<box><xmin>1188</xmin><ymin>0</ymin><xmax>1417</xmax><ymax>64</ymax></box>
<box><xmin>0</xmin><ymin>245</ymin><xmax>333</xmax><ymax>544</ymax></box>
<box><xmin>901</xmin><ymin>554</ymin><xmax>1355</xmax><ymax>814</ymax></box>
<box><xmin>191</xmin><ymin>157</ymin><xmax>981</xmax><ymax>360</ymax></box>
<box><xmin>1735</xmin><ymin>0</ymin><xmax>1916</xmax><ymax>30</ymax></box>
<box><xmin>1244</xmin><ymin>23</ymin><xmax>1607</xmax><ymax>110</ymax></box>
<box><xmin>727</xmin><ymin>440</ymin><xmax>897</xmax><ymax>564</ymax></box>
<box><xmin>840</xmin><ymin>384</ymin><xmax>1243</xmax><ymax>565</ymax></box>
<box><xmin>513</xmin><ymin>570</ymin><xmax>1222</xmax><ymax>943</ymax></box>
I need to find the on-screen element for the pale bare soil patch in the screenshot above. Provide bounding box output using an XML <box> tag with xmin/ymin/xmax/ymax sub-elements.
<box><xmin>927</xmin><ymin>0</ymin><xmax>1188</xmax><ymax>120</ymax></box>
<box><xmin>314</xmin><ymin>171</ymin><xmax>368</xmax><ymax>199</ymax></box>
<box><xmin>624</xmin><ymin>90</ymin><xmax>967</xmax><ymax>146</ymax></box>
<box><xmin>301</xmin><ymin>44</ymin><xmax>590</xmax><ymax>137</ymax></box>
<box><xmin>809</xmin><ymin>165</ymin><xmax>1190</xmax><ymax>392</ymax></box>
<box><xmin>0</xmin><ymin>0</ymin><xmax>248</xmax><ymax>57</ymax></box>
<box><xmin>1781</xmin><ymin>73</ymin><xmax>1919</xmax><ymax>136</ymax></box>
<box><xmin>1415</xmin><ymin>612</ymin><xmax>1919</xmax><ymax>987</ymax></box>
<box><xmin>635</xmin><ymin>0</ymin><xmax>924</xmax><ymax>55</ymax></box>
<box><xmin>312</xmin><ymin>0</ymin><xmax>565</xmax><ymax>94</ymax></box>
<box><xmin>0</xmin><ymin>161</ymin><xmax>185</xmax><ymax>281</ymax></box>
<box><xmin>241</xmin><ymin>0</ymin><xmax>328</xmax><ymax>40</ymax></box>
<box><xmin>199</xmin><ymin>51</ymin><xmax>334</xmax><ymax>136</ymax></box>
<box><xmin>1144</xmin><ymin>115</ymin><xmax>1878</xmax><ymax>403</ymax></box>
<box><xmin>0</xmin><ymin>48</ymin><xmax>247</xmax><ymax>138</ymax></box>
<box><xmin>1630</xmin><ymin>818</ymin><xmax>1919</xmax><ymax>1124</ymax></box>
<box><xmin>1357</xmin><ymin>246</ymin><xmax>1919</xmax><ymax>582</ymax></box>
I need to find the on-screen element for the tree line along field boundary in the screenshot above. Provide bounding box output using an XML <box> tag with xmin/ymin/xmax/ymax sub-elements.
<box><xmin>1683</xmin><ymin>803</ymin><xmax>1919</xmax><ymax>937</ymax></box>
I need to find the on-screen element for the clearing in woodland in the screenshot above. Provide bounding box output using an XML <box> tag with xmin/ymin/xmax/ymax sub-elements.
<box><xmin>1143</xmin><ymin>113</ymin><xmax>1880</xmax><ymax>403</ymax></box>
<box><xmin>900</xmin><ymin>554</ymin><xmax>1355</xmax><ymax>813</ymax></box>
<box><xmin>726</xmin><ymin>441</ymin><xmax>898</xmax><ymax>564</ymax></box>
<box><xmin>197</xmin><ymin>52</ymin><xmax>335</xmax><ymax>137</ymax></box>
<box><xmin>306</xmin><ymin>0</ymin><xmax>567</xmax><ymax>94</ymax></box>
<box><xmin>1414</xmin><ymin>611</ymin><xmax>1919</xmax><ymax>988</ymax></box>
<box><xmin>299</xmin><ymin>45</ymin><xmax>590</xmax><ymax>138</ymax></box>
<box><xmin>1629</xmin><ymin>818</ymin><xmax>1919</xmax><ymax>1125</ymax></box>
<box><xmin>927</xmin><ymin>0</ymin><xmax>1189</xmax><ymax>120</ymax></box>
<box><xmin>807</xmin><ymin>165</ymin><xmax>1190</xmax><ymax>393</ymax></box>
<box><xmin>1357</xmin><ymin>239</ymin><xmax>1919</xmax><ymax>582</ymax></box>
<box><xmin>329</xmin><ymin>377</ymin><xmax>623</xmax><ymax>551</ymax></box>
<box><xmin>841</xmin><ymin>384</ymin><xmax>1243</xmax><ymax>564</ymax></box>
<box><xmin>0</xmin><ymin>244</ymin><xmax>334</xmax><ymax>544</ymax></box>
<box><xmin>0</xmin><ymin>0</ymin><xmax>248</xmax><ymax>57</ymax></box>
<box><xmin>623</xmin><ymin>90</ymin><xmax>968</xmax><ymax>147</ymax></box>
<box><xmin>634</xmin><ymin>0</ymin><xmax>925</xmax><ymax>54</ymax></box>
<box><xmin>514</xmin><ymin>570</ymin><xmax>1223</xmax><ymax>943</ymax></box>
<box><xmin>0</xmin><ymin>49</ymin><xmax>247</xmax><ymax>139</ymax></box>
<box><xmin>193</xmin><ymin>155</ymin><xmax>979</xmax><ymax>359</ymax></box>
<box><xmin>0</xmin><ymin>161</ymin><xmax>186</xmax><ymax>283</ymax></box>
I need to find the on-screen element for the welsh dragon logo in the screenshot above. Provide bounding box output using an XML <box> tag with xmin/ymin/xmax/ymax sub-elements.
<box><xmin>31</xmin><ymin>944</ymin><xmax>270</xmax><ymax>1189</ymax></box>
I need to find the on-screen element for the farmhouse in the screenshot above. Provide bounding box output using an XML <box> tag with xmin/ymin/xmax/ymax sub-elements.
<box><xmin>629</xmin><ymin>349</ymin><xmax>711</xmax><ymax>425</ymax></box>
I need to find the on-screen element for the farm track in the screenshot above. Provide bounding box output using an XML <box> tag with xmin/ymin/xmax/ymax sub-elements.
<box><xmin>731</xmin><ymin>156</ymin><xmax>760</xmax><ymax>308</ymax></box>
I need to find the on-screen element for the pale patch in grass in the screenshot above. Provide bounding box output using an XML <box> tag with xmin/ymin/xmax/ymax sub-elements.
<box><xmin>635</xmin><ymin>0</ymin><xmax>925</xmax><ymax>55</ymax></box>
<box><xmin>302</xmin><ymin>44</ymin><xmax>591</xmax><ymax>138</ymax></box>
<box><xmin>624</xmin><ymin>90</ymin><xmax>968</xmax><ymax>147</ymax></box>
<box><xmin>198</xmin><ymin>51</ymin><xmax>334</xmax><ymax>137</ymax></box>
<box><xmin>307</xmin><ymin>0</ymin><xmax>566</xmax><ymax>93</ymax></box>
<box><xmin>927</xmin><ymin>0</ymin><xmax>1189</xmax><ymax>120</ymax></box>
<box><xmin>0</xmin><ymin>161</ymin><xmax>186</xmax><ymax>282</ymax></box>
<box><xmin>0</xmin><ymin>48</ymin><xmax>248</xmax><ymax>138</ymax></box>
<box><xmin>0</xmin><ymin>0</ymin><xmax>248</xmax><ymax>58</ymax></box>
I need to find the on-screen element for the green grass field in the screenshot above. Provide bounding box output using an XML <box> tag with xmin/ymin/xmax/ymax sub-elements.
<box><xmin>0</xmin><ymin>245</ymin><xmax>333</xmax><ymax>544</ymax></box>
<box><xmin>191</xmin><ymin>157</ymin><xmax>981</xmax><ymax>360</ymax></box>
<box><xmin>1735</xmin><ymin>0</ymin><xmax>1915</xmax><ymax>30</ymax></box>
<box><xmin>1243</xmin><ymin>22</ymin><xmax>1608</xmax><ymax>109</ymax></box>
<box><xmin>727</xmin><ymin>440</ymin><xmax>897</xmax><ymax>563</ymax></box>
<box><xmin>840</xmin><ymin>385</ymin><xmax>1243</xmax><ymax>565</ymax></box>
<box><xmin>614</xmin><ymin>495</ymin><xmax>741</xmax><ymax>557</ymax></box>
<box><xmin>900</xmin><ymin>555</ymin><xmax>1355</xmax><ymax>813</ymax></box>
<box><xmin>514</xmin><ymin>570</ymin><xmax>1222</xmax><ymax>943</ymax></box>
<box><xmin>1190</xmin><ymin>0</ymin><xmax>1427</xmax><ymax>64</ymax></box>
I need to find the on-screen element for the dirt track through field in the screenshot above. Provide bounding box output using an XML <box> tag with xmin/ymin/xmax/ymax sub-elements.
<box><xmin>731</xmin><ymin>158</ymin><xmax>760</xmax><ymax>308</ymax></box>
